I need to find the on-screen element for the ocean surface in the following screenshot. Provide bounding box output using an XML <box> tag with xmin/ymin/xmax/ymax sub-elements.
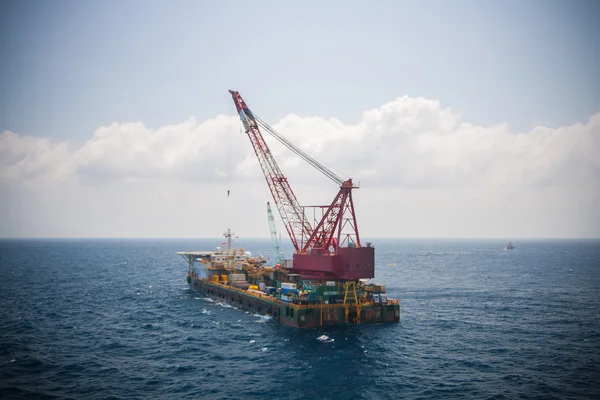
<box><xmin>1</xmin><ymin>238</ymin><xmax>599</xmax><ymax>399</ymax></box>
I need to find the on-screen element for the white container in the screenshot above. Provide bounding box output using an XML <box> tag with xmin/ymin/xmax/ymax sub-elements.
<box><xmin>326</xmin><ymin>281</ymin><xmax>336</xmax><ymax>286</ymax></box>
<box><xmin>230</xmin><ymin>274</ymin><xmax>246</xmax><ymax>281</ymax></box>
<box><xmin>281</xmin><ymin>283</ymin><xmax>296</xmax><ymax>290</ymax></box>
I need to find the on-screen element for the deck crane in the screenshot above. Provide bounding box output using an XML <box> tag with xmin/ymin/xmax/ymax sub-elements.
<box><xmin>267</xmin><ymin>201</ymin><xmax>284</xmax><ymax>266</ymax></box>
<box><xmin>229</xmin><ymin>90</ymin><xmax>374</xmax><ymax>280</ymax></box>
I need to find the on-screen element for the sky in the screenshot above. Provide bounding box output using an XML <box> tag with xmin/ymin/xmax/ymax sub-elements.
<box><xmin>1</xmin><ymin>0</ymin><xmax>599</xmax><ymax>239</ymax></box>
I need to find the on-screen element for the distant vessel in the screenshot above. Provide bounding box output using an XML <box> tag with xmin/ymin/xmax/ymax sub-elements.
<box><xmin>506</xmin><ymin>241</ymin><xmax>514</xmax><ymax>250</ymax></box>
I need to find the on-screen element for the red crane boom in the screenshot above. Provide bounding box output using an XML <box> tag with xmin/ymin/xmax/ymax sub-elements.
<box><xmin>229</xmin><ymin>90</ymin><xmax>312</xmax><ymax>251</ymax></box>
<box><xmin>229</xmin><ymin>90</ymin><xmax>374</xmax><ymax>280</ymax></box>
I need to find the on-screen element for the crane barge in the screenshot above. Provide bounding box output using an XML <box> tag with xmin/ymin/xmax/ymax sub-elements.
<box><xmin>179</xmin><ymin>91</ymin><xmax>400</xmax><ymax>327</ymax></box>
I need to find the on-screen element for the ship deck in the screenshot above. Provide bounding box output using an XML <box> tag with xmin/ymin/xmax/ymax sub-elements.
<box><xmin>188</xmin><ymin>275</ymin><xmax>400</xmax><ymax>327</ymax></box>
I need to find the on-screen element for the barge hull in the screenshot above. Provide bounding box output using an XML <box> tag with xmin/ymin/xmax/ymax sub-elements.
<box><xmin>188</xmin><ymin>276</ymin><xmax>400</xmax><ymax>328</ymax></box>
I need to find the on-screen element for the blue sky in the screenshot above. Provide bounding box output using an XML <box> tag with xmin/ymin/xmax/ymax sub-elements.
<box><xmin>2</xmin><ymin>0</ymin><xmax>598</xmax><ymax>140</ymax></box>
<box><xmin>1</xmin><ymin>0</ymin><xmax>599</xmax><ymax>238</ymax></box>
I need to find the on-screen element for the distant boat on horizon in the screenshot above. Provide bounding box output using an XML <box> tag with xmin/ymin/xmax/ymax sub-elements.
<box><xmin>506</xmin><ymin>241</ymin><xmax>514</xmax><ymax>250</ymax></box>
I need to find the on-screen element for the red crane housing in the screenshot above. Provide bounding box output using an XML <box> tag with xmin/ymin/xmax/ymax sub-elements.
<box><xmin>229</xmin><ymin>90</ymin><xmax>374</xmax><ymax>281</ymax></box>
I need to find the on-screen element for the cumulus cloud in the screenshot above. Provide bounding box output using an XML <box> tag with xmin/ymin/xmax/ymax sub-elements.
<box><xmin>1</xmin><ymin>95</ymin><xmax>598</xmax><ymax>237</ymax></box>
<box><xmin>2</xmin><ymin>95</ymin><xmax>598</xmax><ymax>189</ymax></box>
<box><xmin>272</xmin><ymin>96</ymin><xmax>600</xmax><ymax>189</ymax></box>
<box><xmin>74</xmin><ymin>115</ymin><xmax>250</xmax><ymax>182</ymax></box>
<box><xmin>0</xmin><ymin>131</ymin><xmax>74</xmax><ymax>182</ymax></box>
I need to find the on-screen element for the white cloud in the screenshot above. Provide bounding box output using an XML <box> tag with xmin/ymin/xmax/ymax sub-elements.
<box><xmin>0</xmin><ymin>131</ymin><xmax>74</xmax><ymax>182</ymax></box>
<box><xmin>1</xmin><ymin>95</ymin><xmax>598</xmax><ymax>238</ymax></box>
<box><xmin>73</xmin><ymin>116</ymin><xmax>248</xmax><ymax>182</ymax></box>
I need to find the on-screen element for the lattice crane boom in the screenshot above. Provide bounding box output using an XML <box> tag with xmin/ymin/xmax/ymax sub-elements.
<box><xmin>229</xmin><ymin>90</ymin><xmax>312</xmax><ymax>251</ymax></box>
<box><xmin>267</xmin><ymin>202</ymin><xmax>283</xmax><ymax>265</ymax></box>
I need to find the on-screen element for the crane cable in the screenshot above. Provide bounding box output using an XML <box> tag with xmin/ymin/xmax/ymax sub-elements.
<box><xmin>252</xmin><ymin>114</ymin><xmax>345</xmax><ymax>186</ymax></box>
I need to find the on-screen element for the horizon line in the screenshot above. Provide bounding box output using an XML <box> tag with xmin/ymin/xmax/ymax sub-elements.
<box><xmin>1</xmin><ymin>236</ymin><xmax>598</xmax><ymax>241</ymax></box>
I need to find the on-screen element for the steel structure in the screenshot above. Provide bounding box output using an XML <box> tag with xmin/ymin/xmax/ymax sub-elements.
<box><xmin>267</xmin><ymin>202</ymin><xmax>283</xmax><ymax>266</ymax></box>
<box><xmin>229</xmin><ymin>90</ymin><xmax>374</xmax><ymax>280</ymax></box>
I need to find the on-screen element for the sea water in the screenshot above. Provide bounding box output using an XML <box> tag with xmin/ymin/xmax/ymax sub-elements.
<box><xmin>1</xmin><ymin>238</ymin><xmax>599</xmax><ymax>399</ymax></box>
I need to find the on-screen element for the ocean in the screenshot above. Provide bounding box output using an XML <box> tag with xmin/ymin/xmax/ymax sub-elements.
<box><xmin>1</xmin><ymin>238</ymin><xmax>599</xmax><ymax>399</ymax></box>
